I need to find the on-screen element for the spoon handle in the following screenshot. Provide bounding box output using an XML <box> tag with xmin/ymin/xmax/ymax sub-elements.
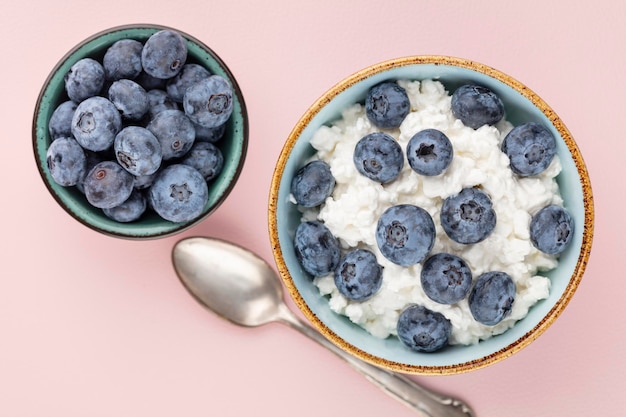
<box><xmin>277</xmin><ymin>305</ymin><xmax>475</xmax><ymax>417</ymax></box>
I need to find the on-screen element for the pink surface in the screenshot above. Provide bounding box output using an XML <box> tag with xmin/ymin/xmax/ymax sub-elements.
<box><xmin>2</xmin><ymin>1</ymin><xmax>623</xmax><ymax>415</ymax></box>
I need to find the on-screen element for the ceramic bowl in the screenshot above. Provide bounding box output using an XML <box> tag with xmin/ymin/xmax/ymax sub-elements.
<box><xmin>268</xmin><ymin>56</ymin><xmax>594</xmax><ymax>374</ymax></box>
<box><xmin>33</xmin><ymin>24</ymin><xmax>248</xmax><ymax>239</ymax></box>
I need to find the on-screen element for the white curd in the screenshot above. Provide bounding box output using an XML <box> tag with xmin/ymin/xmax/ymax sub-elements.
<box><xmin>299</xmin><ymin>79</ymin><xmax>562</xmax><ymax>345</ymax></box>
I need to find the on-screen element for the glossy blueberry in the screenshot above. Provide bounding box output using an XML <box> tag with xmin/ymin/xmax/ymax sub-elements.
<box><xmin>293</xmin><ymin>221</ymin><xmax>341</xmax><ymax>278</ymax></box>
<box><xmin>71</xmin><ymin>96</ymin><xmax>122</xmax><ymax>152</ymax></box>
<box><xmin>48</xmin><ymin>101</ymin><xmax>77</xmax><ymax>140</ymax></box>
<box><xmin>291</xmin><ymin>160</ymin><xmax>335</xmax><ymax>207</ymax></box>
<box><xmin>441</xmin><ymin>187</ymin><xmax>496</xmax><ymax>244</ymax></box>
<box><xmin>141</xmin><ymin>30</ymin><xmax>187</xmax><ymax>79</ymax></box>
<box><xmin>421</xmin><ymin>253</ymin><xmax>472</xmax><ymax>304</ymax></box>
<box><xmin>102</xmin><ymin>39</ymin><xmax>143</xmax><ymax>81</ymax></box>
<box><xmin>183</xmin><ymin>75</ymin><xmax>233</xmax><ymax>128</ymax></box>
<box><xmin>501</xmin><ymin>122</ymin><xmax>557</xmax><ymax>177</ymax></box>
<box><xmin>194</xmin><ymin>122</ymin><xmax>226</xmax><ymax>143</ymax></box>
<box><xmin>166</xmin><ymin>63</ymin><xmax>211</xmax><ymax>103</ymax></box>
<box><xmin>334</xmin><ymin>249</ymin><xmax>383</xmax><ymax>301</ymax></box>
<box><xmin>148</xmin><ymin>164</ymin><xmax>208</xmax><ymax>223</ymax></box>
<box><xmin>64</xmin><ymin>58</ymin><xmax>105</xmax><ymax>103</ymax></box>
<box><xmin>147</xmin><ymin>109</ymin><xmax>196</xmax><ymax>160</ymax></box>
<box><xmin>83</xmin><ymin>160</ymin><xmax>134</xmax><ymax>209</ymax></box>
<box><xmin>406</xmin><ymin>129</ymin><xmax>453</xmax><ymax>176</ymax></box>
<box><xmin>103</xmin><ymin>189</ymin><xmax>147</xmax><ymax>222</ymax></box>
<box><xmin>181</xmin><ymin>142</ymin><xmax>224</xmax><ymax>181</ymax></box>
<box><xmin>46</xmin><ymin>137</ymin><xmax>87</xmax><ymax>187</ymax></box>
<box><xmin>469</xmin><ymin>271</ymin><xmax>516</xmax><ymax>326</ymax></box>
<box><xmin>451</xmin><ymin>84</ymin><xmax>504</xmax><ymax>129</ymax></box>
<box><xmin>397</xmin><ymin>304</ymin><xmax>451</xmax><ymax>353</ymax></box>
<box><xmin>353</xmin><ymin>132</ymin><xmax>403</xmax><ymax>184</ymax></box>
<box><xmin>108</xmin><ymin>79</ymin><xmax>150</xmax><ymax>121</ymax></box>
<box><xmin>376</xmin><ymin>204</ymin><xmax>435</xmax><ymax>266</ymax></box>
<box><xmin>146</xmin><ymin>89</ymin><xmax>179</xmax><ymax>118</ymax></box>
<box><xmin>530</xmin><ymin>205</ymin><xmax>574</xmax><ymax>255</ymax></box>
<box><xmin>114</xmin><ymin>126</ymin><xmax>162</xmax><ymax>177</ymax></box>
<box><xmin>365</xmin><ymin>82</ymin><xmax>410</xmax><ymax>129</ymax></box>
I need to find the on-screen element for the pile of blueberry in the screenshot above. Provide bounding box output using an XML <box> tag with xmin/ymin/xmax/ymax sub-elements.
<box><xmin>45</xmin><ymin>29</ymin><xmax>233</xmax><ymax>223</ymax></box>
<box><xmin>291</xmin><ymin>81</ymin><xmax>575</xmax><ymax>353</ymax></box>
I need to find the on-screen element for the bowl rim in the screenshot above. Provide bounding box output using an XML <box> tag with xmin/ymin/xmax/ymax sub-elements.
<box><xmin>32</xmin><ymin>23</ymin><xmax>249</xmax><ymax>240</ymax></box>
<box><xmin>268</xmin><ymin>55</ymin><xmax>594</xmax><ymax>374</ymax></box>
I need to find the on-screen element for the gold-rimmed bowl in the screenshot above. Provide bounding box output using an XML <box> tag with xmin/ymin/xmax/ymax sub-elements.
<box><xmin>33</xmin><ymin>24</ymin><xmax>248</xmax><ymax>239</ymax></box>
<box><xmin>268</xmin><ymin>56</ymin><xmax>593</xmax><ymax>374</ymax></box>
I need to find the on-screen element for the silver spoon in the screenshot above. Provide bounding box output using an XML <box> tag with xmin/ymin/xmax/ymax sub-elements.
<box><xmin>172</xmin><ymin>236</ymin><xmax>475</xmax><ymax>417</ymax></box>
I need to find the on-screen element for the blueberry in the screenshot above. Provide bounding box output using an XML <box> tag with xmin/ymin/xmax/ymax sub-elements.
<box><xmin>147</xmin><ymin>109</ymin><xmax>195</xmax><ymax>160</ymax></box>
<box><xmin>76</xmin><ymin>150</ymin><xmax>102</xmax><ymax>194</ymax></box>
<box><xmin>146</xmin><ymin>89</ymin><xmax>179</xmax><ymax>118</ymax></box>
<box><xmin>291</xmin><ymin>160</ymin><xmax>335</xmax><ymax>207</ymax></box>
<box><xmin>334</xmin><ymin>249</ymin><xmax>383</xmax><ymax>301</ymax></box>
<box><xmin>48</xmin><ymin>101</ymin><xmax>77</xmax><ymax>140</ymax></box>
<box><xmin>166</xmin><ymin>63</ymin><xmax>211</xmax><ymax>103</ymax></box>
<box><xmin>64</xmin><ymin>58</ymin><xmax>105</xmax><ymax>103</ymax></box>
<box><xmin>397</xmin><ymin>304</ymin><xmax>451</xmax><ymax>353</ymax></box>
<box><xmin>83</xmin><ymin>161</ymin><xmax>134</xmax><ymax>209</ymax></box>
<box><xmin>406</xmin><ymin>129</ymin><xmax>453</xmax><ymax>176</ymax></box>
<box><xmin>148</xmin><ymin>164</ymin><xmax>208</xmax><ymax>223</ymax></box>
<box><xmin>440</xmin><ymin>187</ymin><xmax>496</xmax><ymax>244</ymax></box>
<box><xmin>114</xmin><ymin>126</ymin><xmax>162</xmax><ymax>177</ymax></box>
<box><xmin>141</xmin><ymin>29</ymin><xmax>187</xmax><ymax>79</ymax></box>
<box><xmin>108</xmin><ymin>79</ymin><xmax>150</xmax><ymax>121</ymax></box>
<box><xmin>365</xmin><ymin>82</ymin><xmax>410</xmax><ymax>129</ymax></box>
<box><xmin>376</xmin><ymin>204</ymin><xmax>435</xmax><ymax>266</ymax></box>
<box><xmin>135</xmin><ymin>71</ymin><xmax>167</xmax><ymax>91</ymax></box>
<box><xmin>530</xmin><ymin>205</ymin><xmax>574</xmax><ymax>255</ymax></box>
<box><xmin>193</xmin><ymin>122</ymin><xmax>226</xmax><ymax>143</ymax></box>
<box><xmin>183</xmin><ymin>75</ymin><xmax>234</xmax><ymax>128</ymax></box>
<box><xmin>133</xmin><ymin>171</ymin><xmax>159</xmax><ymax>190</ymax></box>
<box><xmin>71</xmin><ymin>96</ymin><xmax>122</xmax><ymax>152</ymax></box>
<box><xmin>181</xmin><ymin>142</ymin><xmax>224</xmax><ymax>181</ymax></box>
<box><xmin>46</xmin><ymin>137</ymin><xmax>87</xmax><ymax>187</ymax></box>
<box><xmin>102</xmin><ymin>39</ymin><xmax>143</xmax><ymax>81</ymax></box>
<box><xmin>469</xmin><ymin>271</ymin><xmax>516</xmax><ymax>326</ymax></box>
<box><xmin>451</xmin><ymin>84</ymin><xmax>504</xmax><ymax>129</ymax></box>
<box><xmin>293</xmin><ymin>221</ymin><xmax>341</xmax><ymax>277</ymax></box>
<box><xmin>353</xmin><ymin>132</ymin><xmax>404</xmax><ymax>184</ymax></box>
<box><xmin>421</xmin><ymin>253</ymin><xmax>472</xmax><ymax>305</ymax></box>
<box><xmin>501</xmin><ymin>122</ymin><xmax>557</xmax><ymax>177</ymax></box>
<box><xmin>102</xmin><ymin>189</ymin><xmax>146</xmax><ymax>222</ymax></box>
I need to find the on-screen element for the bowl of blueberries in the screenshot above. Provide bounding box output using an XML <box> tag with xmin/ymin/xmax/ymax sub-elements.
<box><xmin>33</xmin><ymin>24</ymin><xmax>248</xmax><ymax>239</ymax></box>
<box><xmin>268</xmin><ymin>56</ymin><xmax>594</xmax><ymax>374</ymax></box>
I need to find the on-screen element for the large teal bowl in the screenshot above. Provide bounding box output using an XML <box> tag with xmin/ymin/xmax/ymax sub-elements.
<box><xmin>33</xmin><ymin>24</ymin><xmax>248</xmax><ymax>239</ymax></box>
<box><xmin>269</xmin><ymin>56</ymin><xmax>594</xmax><ymax>374</ymax></box>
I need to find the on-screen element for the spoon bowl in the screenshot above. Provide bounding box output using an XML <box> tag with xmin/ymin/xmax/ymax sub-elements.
<box><xmin>172</xmin><ymin>236</ymin><xmax>282</xmax><ymax>327</ymax></box>
<box><xmin>171</xmin><ymin>236</ymin><xmax>475</xmax><ymax>417</ymax></box>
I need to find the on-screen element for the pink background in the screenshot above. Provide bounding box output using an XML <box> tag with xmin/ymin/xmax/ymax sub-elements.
<box><xmin>2</xmin><ymin>1</ymin><xmax>623</xmax><ymax>416</ymax></box>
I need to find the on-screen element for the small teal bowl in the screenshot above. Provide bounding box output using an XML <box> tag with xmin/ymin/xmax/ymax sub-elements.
<box><xmin>269</xmin><ymin>56</ymin><xmax>594</xmax><ymax>374</ymax></box>
<box><xmin>33</xmin><ymin>24</ymin><xmax>248</xmax><ymax>239</ymax></box>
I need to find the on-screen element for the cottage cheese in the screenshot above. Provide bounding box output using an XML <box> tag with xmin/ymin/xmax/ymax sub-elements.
<box><xmin>299</xmin><ymin>79</ymin><xmax>563</xmax><ymax>345</ymax></box>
